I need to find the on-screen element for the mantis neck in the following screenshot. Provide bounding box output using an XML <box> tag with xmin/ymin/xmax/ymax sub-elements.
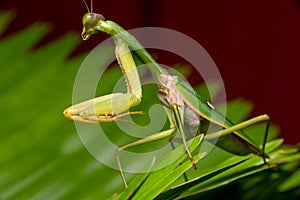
<box><xmin>104</xmin><ymin>20</ymin><xmax>168</xmax><ymax>79</ymax></box>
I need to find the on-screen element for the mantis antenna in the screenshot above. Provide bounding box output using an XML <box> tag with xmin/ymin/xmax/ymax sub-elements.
<box><xmin>82</xmin><ymin>0</ymin><xmax>91</xmax><ymax>13</ymax></box>
<box><xmin>91</xmin><ymin>0</ymin><xmax>93</xmax><ymax>13</ymax></box>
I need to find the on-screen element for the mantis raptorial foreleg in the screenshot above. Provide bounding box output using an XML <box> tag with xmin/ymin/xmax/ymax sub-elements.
<box><xmin>64</xmin><ymin>35</ymin><xmax>142</xmax><ymax>123</ymax></box>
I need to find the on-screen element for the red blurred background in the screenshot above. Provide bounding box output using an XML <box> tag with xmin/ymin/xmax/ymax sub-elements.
<box><xmin>1</xmin><ymin>0</ymin><xmax>299</xmax><ymax>144</ymax></box>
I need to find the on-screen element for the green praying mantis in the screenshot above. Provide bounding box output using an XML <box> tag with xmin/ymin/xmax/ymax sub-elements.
<box><xmin>64</xmin><ymin>0</ymin><xmax>271</xmax><ymax>188</ymax></box>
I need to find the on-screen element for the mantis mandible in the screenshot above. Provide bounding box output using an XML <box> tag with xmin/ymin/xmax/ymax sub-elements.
<box><xmin>64</xmin><ymin>0</ymin><xmax>271</xmax><ymax>188</ymax></box>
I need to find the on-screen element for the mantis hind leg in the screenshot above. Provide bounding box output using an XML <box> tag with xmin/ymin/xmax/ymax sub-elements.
<box><xmin>206</xmin><ymin>114</ymin><xmax>270</xmax><ymax>164</ymax></box>
<box><xmin>262</xmin><ymin>118</ymin><xmax>270</xmax><ymax>164</ymax></box>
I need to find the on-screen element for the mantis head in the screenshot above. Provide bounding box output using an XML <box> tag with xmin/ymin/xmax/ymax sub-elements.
<box><xmin>82</xmin><ymin>13</ymin><xmax>105</xmax><ymax>40</ymax></box>
<box><xmin>81</xmin><ymin>0</ymin><xmax>106</xmax><ymax>40</ymax></box>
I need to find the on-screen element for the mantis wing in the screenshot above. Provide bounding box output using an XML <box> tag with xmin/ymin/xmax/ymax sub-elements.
<box><xmin>174</xmin><ymin>77</ymin><xmax>265</xmax><ymax>156</ymax></box>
